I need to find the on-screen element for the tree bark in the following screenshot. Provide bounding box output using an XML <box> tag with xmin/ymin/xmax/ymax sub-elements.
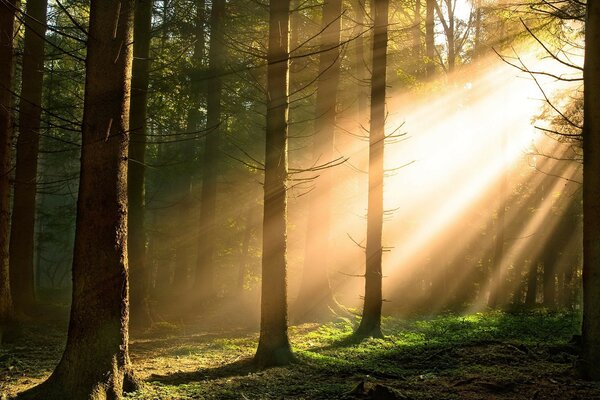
<box><xmin>128</xmin><ymin>0</ymin><xmax>153</xmax><ymax>330</ymax></box>
<box><xmin>582</xmin><ymin>0</ymin><xmax>600</xmax><ymax>380</ymax></box>
<box><xmin>294</xmin><ymin>0</ymin><xmax>343</xmax><ymax>322</ymax></box>
<box><xmin>254</xmin><ymin>0</ymin><xmax>295</xmax><ymax>368</ymax></box>
<box><xmin>9</xmin><ymin>0</ymin><xmax>47</xmax><ymax>316</ymax></box>
<box><xmin>0</xmin><ymin>0</ymin><xmax>16</xmax><ymax>343</ymax></box>
<box><xmin>194</xmin><ymin>0</ymin><xmax>225</xmax><ymax>304</ymax></box>
<box><xmin>355</xmin><ymin>0</ymin><xmax>388</xmax><ymax>340</ymax></box>
<box><xmin>353</xmin><ymin>0</ymin><xmax>369</xmax><ymax>121</ymax></box>
<box><xmin>18</xmin><ymin>0</ymin><xmax>138</xmax><ymax>397</ymax></box>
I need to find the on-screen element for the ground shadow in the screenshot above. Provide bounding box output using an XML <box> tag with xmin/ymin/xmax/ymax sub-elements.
<box><xmin>148</xmin><ymin>357</ymin><xmax>257</xmax><ymax>384</ymax></box>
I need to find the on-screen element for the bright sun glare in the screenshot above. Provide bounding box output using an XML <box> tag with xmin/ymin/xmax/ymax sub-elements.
<box><xmin>297</xmin><ymin>43</ymin><xmax>584</xmax><ymax>312</ymax></box>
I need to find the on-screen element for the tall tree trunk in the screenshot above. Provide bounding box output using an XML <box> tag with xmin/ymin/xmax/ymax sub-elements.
<box><xmin>542</xmin><ymin>253</ymin><xmax>556</xmax><ymax>308</ymax></box>
<box><xmin>433</xmin><ymin>0</ymin><xmax>455</xmax><ymax>73</ymax></box>
<box><xmin>18</xmin><ymin>0</ymin><xmax>138</xmax><ymax>397</ymax></box>
<box><xmin>0</xmin><ymin>0</ymin><xmax>16</xmax><ymax>343</ymax></box>
<box><xmin>412</xmin><ymin>0</ymin><xmax>422</xmax><ymax>76</ymax></box>
<box><xmin>9</xmin><ymin>0</ymin><xmax>47</xmax><ymax>316</ymax></box>
<box><xmin>446</xmin><ymin>0</ymin><xmax>455</xmax><ymax>73</ymax></box>
<box><xmin>173</xmin><ymin>0</ymin><xmax>205</xmax><ymax>306</ymax></box>
<box><xmin>194</xmin><ymin>0</ymin><xmax>224</xmax><ymax>304</ymax></box>
<box><xmin>487</xmin><ymin>190</ymin><xmax>506</xmax><ymax>308</ymax></box>
<box><xmin>355</xmin><ymin>0</ymin><xmax>388</xmax><ymax>339</ymax></box>
<box><xmin>582</xmin><ymin>0</ymin><xmax>600</xmax><ymax>380</ymax></box>
<box><xmin>294</xmin><ymin>0</ymin><xmax>343</xmax><ymax>322</ymax></box>
<box><xmin>237</xmin><ymin>209</ymin><xmax>253</xmax><ymax>292</ymax></box>
<box><xmin>425</xmin><ymin>0</ymin><xmax>435</xmax><ymax>77</ymax></box>
<box><xmin>254</xmin><ymin>0</ymin><xmax>295</xmax><ymax>368</ymax></box>
<box><xmin>128</xmin><ymin>0</ymin><xmax>153</xmax><ymax>330</ymax></box>
<box><xmin>473</xmin><ymin>0</ymin><xmax>482</xmax><ymax>60</ymax></box>
<box><xmin>525</xmin><ymin>261</ymin><xmax>538</xmax><ymax>306</ymax></box>
<box><xmin>353</xmin><ymin>0</ymin><xmax>369</xmax><ymax>121</ymax></box>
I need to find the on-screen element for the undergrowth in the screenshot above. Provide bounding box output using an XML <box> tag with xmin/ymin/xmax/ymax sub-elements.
<box><xmin>2</xmin><ymin>310</ymin><xmax>599</xmax><ymax>399</ymax></box>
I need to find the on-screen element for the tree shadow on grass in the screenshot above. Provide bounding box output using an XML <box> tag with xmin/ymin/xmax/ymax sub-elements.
<box><xmin>147</xmin><ymin>357</ymin><xmax>258</xmax><ymax>385</ymax></box>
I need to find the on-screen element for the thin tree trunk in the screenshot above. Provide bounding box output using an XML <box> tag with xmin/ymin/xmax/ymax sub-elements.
<box><xmin>425</xmin><ymin>0</ymin><xmax>435</xmax><ymax>77</ymax></box>
<box><xmin>0</xmin><ymin>0</ymin><xmax>16</xmax><ymax>343</ymax></box>
<box><xmin>473</xmin><ymin>0</ymin><xmax>482</xmax><ymax>60</ymax></box>
<box><xmin>487</xmin><ymin>196</ymin><xmax>506</xmax><ymax>308</ymax></box>
<box><xmin>353</xmin><ymin>0</ymin><xmax>369</xmax><ymax>121</ymax></box>
<box><xmin>294</xmin><ymin>0</ymin><xmax>343</xmax><ymax>322</ymax></box>
<box><xmin>542</xmin><ymin>255</ymin><xmax>556</xmax><ymax>308</ymax></box>
<box><xmin>355</xmin><ymin>0</ymin><xmax>388</xmax><ymax>339</ymax></box>
<box><xmin>128</xmin><ymin>0</ymin><xmax>153</xmax><ymax>330</ymax></box>
<box><xmin>237</xmin><ymin>210</ymin><xmax>253</xmax><ymax>292</ymax></box>
<box><xmin>412</xmin><ymin>0</ymin><xmax>422</xmax><ymax>76</ymax></box>
<box><xmin>254</xmin><ymin>0</ymin><xmax>295</xmax><ymax>368</ymax></box>
<box><xmin>582</xmin><ymin>0</ymin><xmax>600</xmax><ymax>380</ymax></box>
<box><xmin>195</xmin><ymin>0</ymin><xmax>224</xmax><ymax>303</ymax></box>
<box><xmin>173</xmin><ymin>0</ymin><xmax>205</xmax><ymax>306</ymax></box>
<box><xmin>18</xmin><ymin>0</ymin><xmax>138</xmax><ymax>397</ymax></box>
<box><xmin>447</xmin><ymin>1</ymin><xmax>455</xmax><ymax>73</ymax></box>
<box><xmin>525</xmin><ymin>261</ymin><xmax>538</xmax><ymax>306</ymax></box>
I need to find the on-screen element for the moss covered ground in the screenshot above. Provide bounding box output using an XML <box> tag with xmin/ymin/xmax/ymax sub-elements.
<box><xmin>2</xmin><ymin>310</ymin><xmax>600</xmax><ymax>399</ymax></box>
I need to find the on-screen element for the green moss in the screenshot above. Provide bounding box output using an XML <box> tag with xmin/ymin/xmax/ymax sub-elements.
<box><xmin>9</xmin><ymin>311</ymin><xmax>597</xmax><ymax>400</ymax></box>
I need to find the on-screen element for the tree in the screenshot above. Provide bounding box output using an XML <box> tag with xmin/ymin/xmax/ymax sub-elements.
<box><xmin>9</xmin><ymin>0</ymin><xmax>48</xmax><ymax>316</ymax></box>
<box><xmin>129</xmin><ymin>0</ymin><xmax>154</xmax><ymax>329</ymax></box>
<box><xmin>353</xmin><ymin>0</ymin><xmax>369</xmax><ymax>120</ymax></box>
<box><xmin>18</xmin><ymin>0</ymin><xmax>138</xmax><ymax>397</ymax></box>
<box><xmin>195</xmin><ymin>0</ymin><xmax>225</xmax><ymax>304</ymax></box>
<box><xmin>582</xmin><ymin>1</ymin><xmax>600</xmax><ymax>380</ymax></box>
<box><xmin>487</xmin><ymin>138</ymin><xmax>507</xmax><ymax>309</ymax></box>
<box><xmin>581</xmin><ymin>0</ymin><xmax>600</xmax><ymax>380</ymax></box>
<box><xmin>355</xmin><ymin>0</ymin><xmax>389</xmax><ymax>339</ymax></box>
<box><xmin>173</xmin><ymin>0</ymin><xmax>205</xmax><ymax>305</ymax></box>
<box><xmin>0</xmin><ymin>0</ymin><xmax>16</xmax><ymax>343</ymax></box>
<box><xmin>295</xmin><ymin>0</ymin><xmax>344</xmax><ymax>321</ymax></box>
<box><xmin>254</xmin><ymin>0</ymin><xmax>295</xmax><ymax>368</ymax></box>
<box><xmin>425</xmin><ymin>0</ymin><xmax>435</xmax><ymax>77</ymax></box>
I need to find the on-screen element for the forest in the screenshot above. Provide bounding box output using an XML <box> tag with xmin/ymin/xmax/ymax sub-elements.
<box><xmin>0</xmin><ymin>0</ymin><xmax>599</xmax><ymax>398</ymax></box>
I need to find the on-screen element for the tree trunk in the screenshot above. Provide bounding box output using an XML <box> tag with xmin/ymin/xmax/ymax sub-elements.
<box><xmin>473</xmin><ymin>0</ymin><xmax>482</xmax><ymax>60</ymax></box>
<box><xmin>0</xmin><ymin>0</ymin><xmax>16</xmax><ymax>343</ymax></box>
<box><xmin>254</xmin><ymin>0</ymin><xmax>295</xmax><ymax>368</ymax></box>
<box><xmin>194</xmin><ymin>0</ymin><xmax>224</xmax><ymax>304</ymax></box>
<box><xmin>9</xmin><ymin>0</ymin><xmax>47</xmax><ymax>316</ymax></box>
<box><xmin>525</xmin><ymin>261</ymin><xmax>538</xmax><ymax>307</ymax></box>
<box><xmin>447</xmin><ymin>1</ymin><xmax>455</xmax><ymax>73</ymax></box>
<box><xmin>353</xmin><ymin>0</ymin><xmax>369</xmax><ymax>121</ymax></box>
<box><xmin>582</xmin><ymin>0</ymin><xmax>600</xmax><ymax>380</ymax></box>
<box><xmin>128</xmin><ymin>0</ymin><xmax>153</xmax><ymax>330</ymax></box>
<box><xmin>412</xmin><ymin>0</ymin><xmax>422</xmax><ymax>76</ymax></box>
<box><xmin>355</xmin><ymin>0</ymin><xmax>388</xmax><ymax>340</ymax></box>
<box><xmin>542</xmin><ymin>256</ymin><xmax>556</xmax><ymax>309</ymax></box>
<box><xmin>425</xmin><ymin>0</ymin><xmax>435</xmax><ymax>77</ymax></box>
<box><xmin>18</xmin><ymin>0</ymin><xmax>138</xmax><ymax>397</ymax></box>
<box><xmin>172</xmin><ymin>0</ymin><xmax>205</xmax><ymax>308</ymax></box>
<box><xmin>237</xmin><ymin>209</ymin><xmax>253</xmax><ymax>292</ymax></box>
<box><xmin>487</xmin><ymin>195</ymin><xmax>506</xmax><ymax>308</ymax></box>
<box><xmin>294</xmin><ymin>0</ymin><xmax>343</xmax><ymax>322</ymax></box>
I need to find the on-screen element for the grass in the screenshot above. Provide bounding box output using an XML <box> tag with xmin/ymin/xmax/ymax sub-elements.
<box><xmin>2</xmin><ymin>310</ymin><xmax>600</xmax><ymax>399</ymax></box>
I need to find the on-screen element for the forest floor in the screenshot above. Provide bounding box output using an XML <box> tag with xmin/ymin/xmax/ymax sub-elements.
<box><xmin>2</xmin><ymin>308</ymin><xmax>600</xmax><ymax>399</ymax></box>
